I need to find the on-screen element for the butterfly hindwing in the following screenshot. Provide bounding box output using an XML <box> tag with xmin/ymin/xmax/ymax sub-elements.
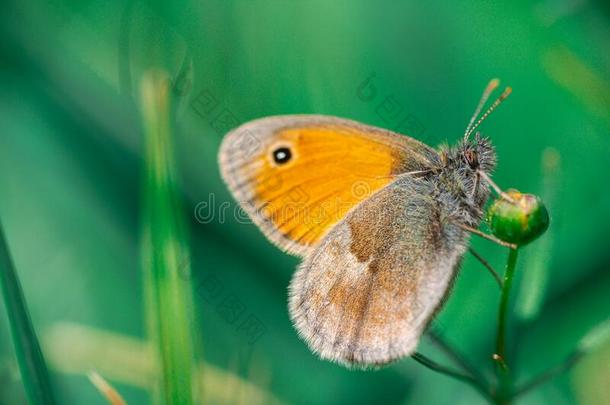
<box><xmin>218</xmin><ymin>115</ymin><xmax>440</xmax><ymax>256</ymax></box>
<box><xmin>288</xmin><ymin>175</ymin><xmax>468</xmax><ymax>367</ymax></box>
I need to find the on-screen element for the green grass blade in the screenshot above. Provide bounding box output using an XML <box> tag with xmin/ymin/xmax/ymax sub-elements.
<box><xmin>140</xmin><ymin>71</ymin><xmax>200</xmax><ymax>405</ymax></box>
<box><xmin>0</xmin><ymin>221</ymin><xmax>57</xmax><ymax>404</ymax></box>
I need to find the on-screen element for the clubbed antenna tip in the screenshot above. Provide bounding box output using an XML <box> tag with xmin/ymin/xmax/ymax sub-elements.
<box><xmin>463</xmin><ymin>79</ymin><xmax>512</xmax><ymax>141</ymax></box>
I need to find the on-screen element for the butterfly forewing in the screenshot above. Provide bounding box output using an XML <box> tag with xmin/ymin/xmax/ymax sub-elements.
<box><xmin>219</xmin><ymin>115</ymin><xmax>440</xmax><ymax>256</ymax></box>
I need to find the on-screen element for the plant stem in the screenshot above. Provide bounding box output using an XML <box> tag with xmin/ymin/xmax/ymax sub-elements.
<box><xmin>495</xmin><ymin>248</ymin><xmax>519</xmax><ymax>403</ymax></box>
<box><xmin>0</xmin><ymin>221</ymin><xmax>57</xmax><ymax>404</ymax></box>
<box><xmin>511</xmin><ymin>351</ymin><xmax>582</xmax><ymax>399</ymax></box>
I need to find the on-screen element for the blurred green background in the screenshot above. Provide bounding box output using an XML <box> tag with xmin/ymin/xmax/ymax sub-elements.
<box><xmin>1</xmin><ymin>0</ymin><xmax>609</xmax><ymax>404</ymax></box>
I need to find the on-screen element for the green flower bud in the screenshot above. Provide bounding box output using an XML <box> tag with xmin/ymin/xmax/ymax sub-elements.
<box><xmin>487</xmin><ymin>190</ymin><xmax>549</xmax><ymax>246</ymax></box>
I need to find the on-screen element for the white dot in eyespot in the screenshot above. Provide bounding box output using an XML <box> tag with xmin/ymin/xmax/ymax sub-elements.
<box><xmin>272</xmin><ymin>147</ymin><xmax>292</xmax><ymax>164</ymax></box>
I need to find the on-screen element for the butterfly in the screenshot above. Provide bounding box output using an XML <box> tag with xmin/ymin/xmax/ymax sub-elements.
<box><xmin>218</xmin><ymin>80</ymin><xmax>513</xmax><ymax>368</ymax></box>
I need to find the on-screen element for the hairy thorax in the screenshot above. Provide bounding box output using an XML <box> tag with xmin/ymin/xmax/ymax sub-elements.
<box><xmin>426</xmin><ymin>136</ymin><xmax>497</xmax><ymax>228</ymax></box>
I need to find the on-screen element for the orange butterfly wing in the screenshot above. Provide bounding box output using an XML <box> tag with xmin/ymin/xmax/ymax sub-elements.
<box><xmin>219</xmin><ymin>115</ymin><xmax>440</xmax><ymax>256</ymax></box>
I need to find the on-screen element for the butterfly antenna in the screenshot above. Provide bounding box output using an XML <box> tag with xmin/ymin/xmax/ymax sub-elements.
<box><xmin>464</xmin><ymin>85</ymin><xmax>512</xmax><ymax>140</ymax></box>
<box><xmin>463</xmin><ymin>79</ymin><xmax>500</xmax><ymax>141</ymax></box>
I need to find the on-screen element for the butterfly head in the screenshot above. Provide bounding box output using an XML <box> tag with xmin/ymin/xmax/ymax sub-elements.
<box><xmin>459</xmin><ymin>133</ymin><xmax>496</xmax><ymax>174</ymax></box>
<box><xmin>460</xmin><ymin>134</ymin><xmax>497</xmax><ymax>208</ymax></box>
<box><xmin>444</xmin><ymin>79</ymin><xmax>509</xmax><ymax>218</ymax></box>
<box><xmin>435</xmin><ymin>136</ymin><xmax>496</xmax><ymax>227</ymax></box>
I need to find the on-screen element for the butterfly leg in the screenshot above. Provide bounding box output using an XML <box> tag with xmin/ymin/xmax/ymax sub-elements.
<box><xmin>477</xmin><ymin>171</ymin><xmax>516</xmax><ymax>203</ymax></box>
<box><xmin>468</xmin><ymin>248</ymin><xmax>502</xmax><ymax>288</ymax></box>
<box><xmin>455</xmin><ymin>222</ymin><xmax>517</xmax><ymax>250</ymax></box>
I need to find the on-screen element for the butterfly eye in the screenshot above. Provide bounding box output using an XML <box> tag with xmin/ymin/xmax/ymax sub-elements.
<box><xmin>464</xmin><ymin>150</ymin><xmax>478</xmax><ymax>168</ymax></box>
<box><xmin>272</xmin><ymin>147</ymin><xmax>292</xmax><ymax>164</ymax></box>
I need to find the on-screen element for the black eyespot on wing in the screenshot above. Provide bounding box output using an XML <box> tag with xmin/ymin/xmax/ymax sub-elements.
<box><xmin>272</xmin><ymin>147</ymin><xmax>292</xmax><ymax>164</ymax></box>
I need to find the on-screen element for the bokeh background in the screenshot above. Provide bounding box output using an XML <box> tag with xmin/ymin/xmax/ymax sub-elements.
<box><xmin>1</xmin><ymin>0</ymin><xmax>609</xmax><ymax>404</ymax></box>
